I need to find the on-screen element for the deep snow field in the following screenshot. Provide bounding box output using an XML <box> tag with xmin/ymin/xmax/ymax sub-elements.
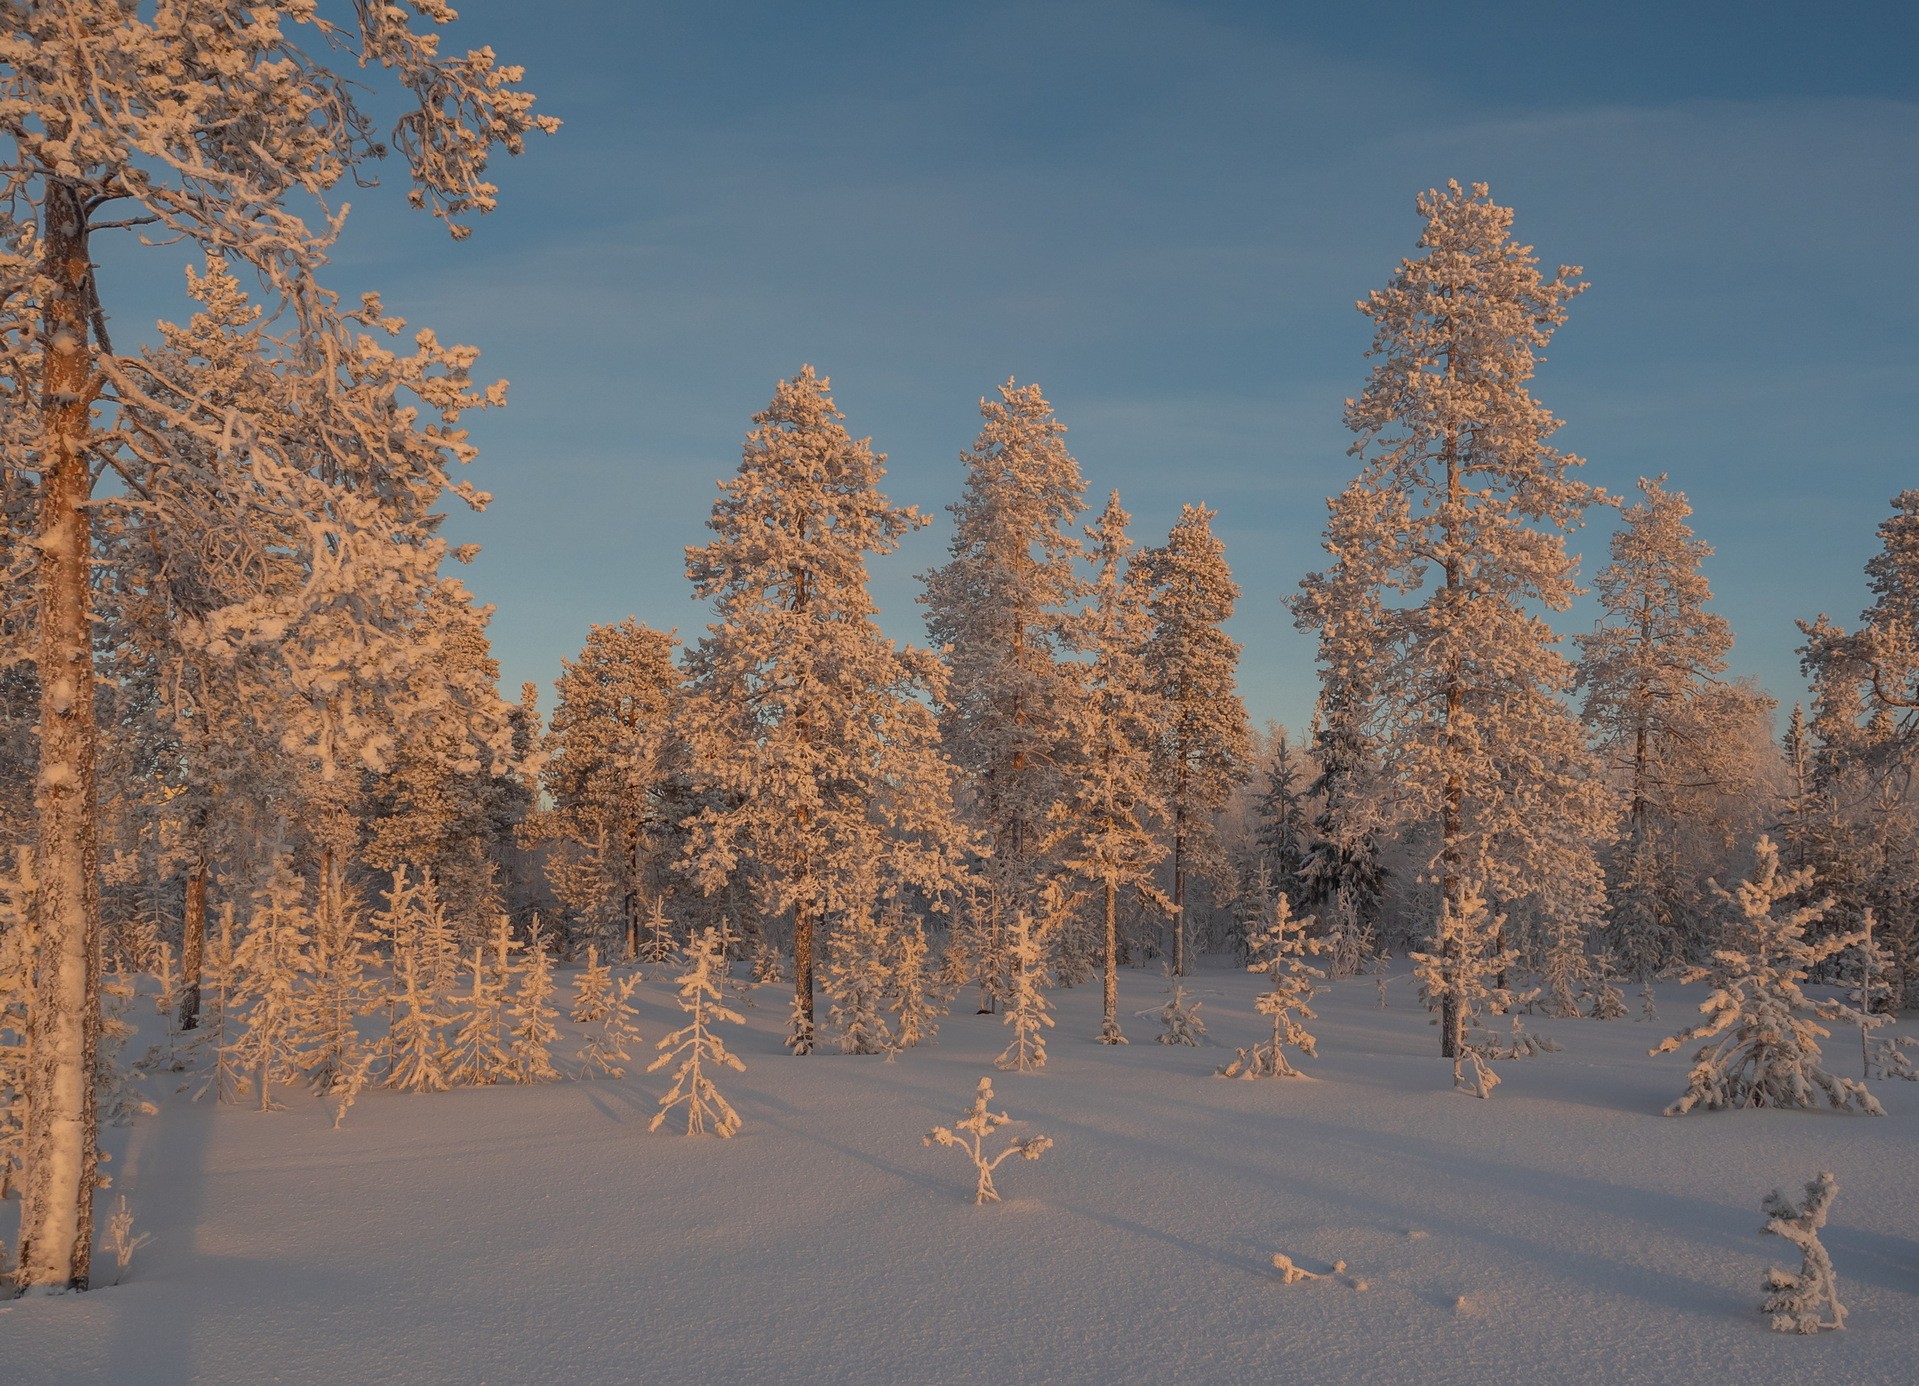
<box><xmin>5</xmin><ymin>962</ymin><xmax>1915</xmax><ymax>1386</ymax></box>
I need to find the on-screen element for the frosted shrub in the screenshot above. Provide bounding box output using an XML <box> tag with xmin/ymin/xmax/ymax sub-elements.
<box><xmin>105</xmin><ymin>1195</ymin><xmax>151</xmax><ymax>1285</ymax></box>
<box><xmin>924</xmin><ymin>1076</ymin><xmax>1053</xmax><ymax>1205</ymax></box>
<box><xmin>649</xmin><ymin>930</ymin><xmax>746</xmax><ymax>1137</ymax></box>
<box><xmin>1760</xmin><ymin>1172</ymin><xmax>1846</xmax><ymax>1333</ymax></box>
<box><xmin>1141</xmin><ymin>976</ymin><xmax>1207</xmax><ymax>1046</ymax></box>
<box><xmin>1652</xmin><ymin>838</ymin><xmax>1880</xmax><ymax>1116</ymax></box>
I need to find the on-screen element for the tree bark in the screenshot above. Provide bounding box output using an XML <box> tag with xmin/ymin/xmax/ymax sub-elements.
<box><xmin>179</xmin><ymin>853</ymin><xmax>208</xmax><ymax>1031</ymax></box>
<box><xmin>791</xmin><ymin>900</ymin><xmax>814</xmax><ymax>1053</ymax></box>
<box><xmin>1098</xmin><ymin>877</ymin><xmax>1124</xmax><ymax>1042</ymax></box>
<box><xmin>18</xmin><ymin>175</ymin><xmax>103</xmax><ymax>1292</ymax></box>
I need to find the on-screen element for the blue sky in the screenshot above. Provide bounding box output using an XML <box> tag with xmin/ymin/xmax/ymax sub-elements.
<box><xmin>108</xmin><ymin>1</ymin><xmax>1919</xmax><ymax>732</ymax></box>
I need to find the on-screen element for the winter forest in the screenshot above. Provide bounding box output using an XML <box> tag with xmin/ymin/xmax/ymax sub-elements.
<box><xmin>4</xmin><ymin>3</ymin><xmax>1918</xmax><ymax>1383</ymax></box>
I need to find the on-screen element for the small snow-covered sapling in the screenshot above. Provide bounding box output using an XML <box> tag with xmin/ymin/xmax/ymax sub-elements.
<box><xmin>1760</xmin><ymin>1171</ymin><xmax>1846</xmax><ymax>1333</ymax></box>
<box><xmin>1138</xmin><ymin>977</ymin><xmax>1206</xmax><ymax>1046</ymax></box>
<box><xmin>650</xmin><ymin>929</ymin><xmax>746</xmax><ymax>1137</ymax></box>
<box><xmin>924</xmin><ymin>1076</ymin><xmax>1053</xmax><ymax>1205</ymax></box>
<box><xmin>106</xmin><ymin>1194</ymin><xmax>151</xmax><ymax>1285</ymax></box>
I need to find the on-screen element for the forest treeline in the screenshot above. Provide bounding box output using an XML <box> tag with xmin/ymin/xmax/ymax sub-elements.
<box><xmin>1</xmin><ymin>5</ymin><xmax>1913</xmax><ymax>1293</ymax></box>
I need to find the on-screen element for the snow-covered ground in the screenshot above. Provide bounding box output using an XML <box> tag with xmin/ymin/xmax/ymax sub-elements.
<box><xmin>7</xmin><ymin>964</ymin><xmax>1915</xmax><ymax>1385</ymax></box>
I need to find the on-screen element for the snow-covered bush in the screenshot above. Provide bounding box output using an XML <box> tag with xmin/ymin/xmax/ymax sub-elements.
<box><xmin>924</xmin><ymin>1075</ymin><xmax>1053</xmax><ymax>1204</ymax></box>
<box><xmin>1219</xmin><ymin>894</ymin><xmax>1324</xmax><ymax>1079</ymax></box>
<box><xmin>1652</xmin><ymin>837</ymin><xmax>1881</xmax><ymax>1116</ymax></box>
<box><xmin>1140</xmin><ymin>976</ymin><xmax>1207</xmax><ymax>1046</ymax></box>
<box><xmin>1760</xmin><ymin>1172</ymin><xmax>1846</xmax><ymax>1333</ymax></box>
<box><xmin>649</xmin><ymin>929</ymin><xmax>745</xmax><ymax>1137</ymax></box>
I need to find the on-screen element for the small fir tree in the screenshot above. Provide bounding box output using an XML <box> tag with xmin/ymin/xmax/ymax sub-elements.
<box><xmin>1413</xmin><ymin>882</ymin><xmax>1557</xmax><ymax>1099</ymax></box>
<box><xmin>995</xmin><ymin>912</ymin><xmax>1055</xmax><ymax>1073</ymax></box>
<box><xmin>825</xmin><ymin>903</ymin><xmax>896</xmax><ymax>1057</ymax></box>
<box><xmin>571</xmin><ymin>945</ymin><xmax>614</xmax><ymax>1024</ymax></box>
<box><xmin>1141</xmin><ymin>976</ymin><xmax>1207</xmax><ymax>1046</ymax></box>
<box><xmin>923</xmin><ymin>1075</ymin><xmax>1053</xmax><ymax>1205</ymax></box>
<box><xmin>228</xmin><ymin>858</ymin><xmax>316</xmax><ymax>1112</ymax></box>
<box><xmin>649</xmin><ymin>929</ymin><xmax>746</xmax><ymax>1136</ymax></box>
<box><xmin>1219</xmin><ymin>894</ymin><xmax>1325</xmax><ymax>1079</ymax></box>
<box><xmin>578</xmin><ymin>971</ymin><xmax>645</xmax><ymax>1080</ymax></box>
<box><xmin>1652</xmin><ymin>837</ymin><xmax>1882</xmax><ymax>1116</ymax></box>
<box><xmin>1760</xmin><ymin>1172</ymin><xmax>1847</xmax><ymax>1334</ymax></box>
<box><xmin>884</xmin><ymin>909</ymin><xmax>945</xmax><ymax>1051</ymax></box>
<box><xmin>444</xmin><ymin>941</ymin><xmax>515</xmax><ymax>1088</ymax></box>
<box><xmin>509</xmin><ymin>920</ymin><xmax>561</xmax><ymax>1083</ymax></box>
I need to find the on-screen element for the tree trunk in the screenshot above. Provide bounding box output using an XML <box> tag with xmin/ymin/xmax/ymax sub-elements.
<box><xmin>1098</xmin><ymin>877</ymin><xmax>1123</xmax><ymax>1043</ymax></box>
<box><xmin>1438</xmin><ymin>414</ymin><xmax>1465</xmax><ymax>1062</ymax></box>
<box><xmin>19</xmin><ymin>175</ymin><xmax>102</xmax><ymax>1293</ymax></box>
<box><xmin>1171</xmin><ymin>822</ymin><xmax>1186</xmax><ymax>976</ymax></box>
<box><xmin>179</xmin><ymin>853</ymin><xmax>208</xmax><ymax>1031</ymax></box>
<box><xmin>791</xmin><ymin>901</ymin><xmax>814</xmax><ymax>1053</ymax></box>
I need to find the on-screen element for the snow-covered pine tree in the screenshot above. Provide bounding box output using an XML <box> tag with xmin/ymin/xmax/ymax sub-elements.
<box><xmin>228</xmin><ymin>858</ymin><xmax>316</xmax><ymax>1112</ymax></box>
<box><xmin>509</xmin><ymin>920</ymin><xmax>561</xmax><ymax>1083</ymax></box>
<box><xmin>1652</xmin><ymin>836</ymin><xmax>1882</xmax><ymax>1115</ymax></box>
<box><xmin>996</xmin><ymin>912</ymin><xmax>1056</xmax><ymax>1073</ymax></box>
<box><xmin>1294</xmin><ymin>181</ymin><xmax>1613</xmax><ymax>1061</ymax></box>
<box><xmin>1141</xmin><ymin>977</ymin><xmax>1208</xmax><ymax>1046</ymax></box>
<box><xmin>1253</xmin><ymin>730</ymin><xmax>1314</xmax><ymax>908</ymax></box>
<box><xmin>3</xmin><ymin>0</ymin><xmax>553</xmax><ymax>1289</ymax></box>
<box><xmin>1060</xmin><ymin>493</ymin><xmax>1167</xmax><ymax>1044</ymax></box>
<box><xmin>920</xmin><ymin>380</ymin><xmax>1090</xmax><ymax>1011</ymax></box>
<box><xmin>825</xmin><ymin>899</ymin><xmax>896</xmax><ymax>1057</ymax></box>
<box><xmin>1760</xmin><ymin>1172</ymin><xmax>1847</xmax><ymax>1333</ymax></box>
<box><xmin>292</xmin><ymin>903</ymin><xmax>379</xmax><ymax>1111</ymax></box>
<box><xmin>571</xmin><ymin>946</ymin><xmax>614</xmax><ymax>1025</ymax></box>
<box><xmin>884</xmin><ymin>907</ymin><xmax>945</xmax><ymax>1051</ymax></box>
<box><xmin>577</xmin><ymin>970</ymin><xmax>644</xmax><ymax>1081</ymax></box>
<box><xmin>383</xmin><ymin>931</ymin><xmax>451</xmax><ymax>1096</ymax></box>
<box><xmin>1412</xmin><ymin>880</ymin><xmax>1556</xmax><ymax>1099</ymax></box>
<box><xmin>1220</xmin><ymin>894</ymin><xmax>1326</xmax><ymax>1079</ymax></box>
<box><xmin>443</xmin><ymin>940</ymin><xmax>515</xmax><ymax>1088</ymax></box>
<box><xmin>683</xmin><ymin>369</ymin><xmax>970</xmax><ymax>1053</ymax></box>
<box><xmin>1137</xmin><ymin>504</ymin><xmax>1253</xmax><ymax>975</ymax></box>
<box><xmin>1577</xmin><ymin>477</ymin><xmax>1773</xmax><ymax>976</ymax></box>
<box><xmin>649</xmin><ymin>929</ymin><xmax>746</xmax><ymax>1137</ymax></box>
<box><xmin>923</xmin><ymin>1075</ymin><xmax>1053</xmax><ymax>1205</ymax></box>
<box><xmin>534</xmin><ymin>619</ymin><xmax>682</xmax><ymax>957</ymax></box>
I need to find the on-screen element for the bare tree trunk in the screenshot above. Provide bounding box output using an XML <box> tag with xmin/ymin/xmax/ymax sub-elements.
<box><xmin>1171</xmin><ymin>821</ymin><xmax>1186</xmax><ymax>976</ymax></box>
<box><xmin>1438</xmin><ymin>413</ymin><xmax>1465</xmax><ymax>1062</ymax></box>
<box><xmin>179</xmin><ymin>852</ymin><xmax>207</xmax><ymax>1031</ymax></box>
<box><xmin>1098</xmin><ymin>877</ymin><xmax>1124</xmax><ymax>1043</ymax></box>
<box><xmin>19</xmin><ymin>175</ymin><xmax>102</xmax><ymax>1292</ymax></box>
<box><xmin>791</xmin><ymin>900</ymin><xmax>814</xmax><ymax>1053</ymax></box>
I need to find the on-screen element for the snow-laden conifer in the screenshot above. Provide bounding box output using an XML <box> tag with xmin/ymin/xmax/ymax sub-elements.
<box><xmin>577</xmin><ymin>970</ymin><xmax>645</xmax><ymax>1081</ymax></box>
<box><xmin>1652</xmin><ymin>837</ymin><xmax>1882</xmax><ymax>1116</ymax></box>
<box><xmin>1413</xmin><ymin>881</ymin><xmax>1557</xmax><ymax>1099</ymax></box>
<box><xmin>1295</xmin><ymin>182</ymin><xmax>1612</xmax><ymax>1061</ymax></box>
<box><xmin>649</xmin><ymin>929</ymin><xmax>746</xmax><ymax>1137</ymax></box>
<box><xmin>826</xmin><ymin>901</ymin><xmax>896</xmax><ymax>1057</ymax></box>
<box><xmin>382</xmin><ymin>936</ymin><xmax>450</xmax><ymax>1096</ymax></box>
<box><xmin>444</xmin><ymin>938</ymin><xmax>515</xmax><ymax>1089</ymax></box>
<box><xmin>1060</xmin><ymin>493</ymin><xmax>1168</xmax><ymax>1043</ymax></box>
<box><xmin>996</xmin><ymin>912</ymin><xmax>1055</xmax><ymax>1073</ymax></box>
<box><xmin>1141</xmin><ymin>977</ymin><xmax>1208</xmax><ymax>1046</ymax></box>
<box><xmin>1138</xmin><ymin>503</ymin><xmax>1252</xmax><ymax>974</ymax></box>
<box><xmin>294</xmin><ymin>910</ymin><xmax>380</xmax><ymax>1113</ymax></box>
<box><xmin>1577</xmin><ymin>477</ymin><xmax>1773</xmax><ymax>975</ymax></box>
<box><xmin>509</xmin><ymin>921</ymin><xmax>561</xmax><ymax>1084</ymax></box>
<box><xmin>920</xmin><ymin>380</ymin><xmax>1089</xmax><ymax>1009</ymax></box>
<box><xmin>572</xmin><ymin>946</ymin><xmax>615</xmax><ymax>1024</ymax></box>
<box><xmin>884</xmin><ymin>907</ymin><xmax>945</xmax><ymax>1051</ymax></box>
<box><xmin>683</xmin><ymin>369</ymin><xmax>970</xmax><ymax>1052</ymax></box>
<box><xmin>1220</xmin><ymin>895</ymin><xmax>1325</xmax><ymax>1079</ymax></box>
<box><xmin>228</xmin><ymin>858</ymin><xmax>316</xmax><ymax>1112</ymax></box>
<box><xmin>923</xmin><ymin>1076</ymin><xmax>1053</xmax><ymax>1205</ymax></box>
<box><xmin>533</xmin><ymin>619</ymin><xmax>681</xmax><ymax>957</ymax></box>
<box><xmin>1760</xmin><ymin>1172</ymin><xmax>1847</xmax><ymax>1333</ymax></box>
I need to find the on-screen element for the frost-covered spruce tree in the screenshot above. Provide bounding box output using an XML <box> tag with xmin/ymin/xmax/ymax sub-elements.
<box><xmin>1061</xmin><ymin>493</ymin><xmax>1167</xmax><ymax>1043</ymax></box>
<box><xmin>825</xmin><ymin>901</ymin><xmax>896</xmax><ymax>1057</ymax></box>
<box><xmin>884</xmin><ymin>908</ymin><xmax>945</xmax><ymax>1051</ymax></box>
<box><xmin>1253</xmin><ymin>730</ymin><xmax>1313</xmax><ymax>910</ymax></box>
<box><xmin>509</xmin><ymin>921</ymin><xmax>561</xmax><ymax>1084</ymax></box>
<box><xmin>1577</xmin><ymin>477</ymin><xmax>1773</xmax><ymax>975</ymax></box>
<box><xmin>535</xmin><ymin>619</ymin><xmax>682</xmax><ymax>956</ymax></box>
<box><xmin>1760</xmin><ymin>1172</ymin><xmax>1847</xmax><ymax>1333</ymax></box>
<box><xmin>577</xmin><ymin>970</ymin><xmax>644</xmax><ymax>1081</ymax></box>
<box><xmin>683</xmin><ymin>370</ymin><xmax>970</xmax><ymax>1053</ymax></box>
<box><xmin>1142</xmin><ymin>977</ymin><xmax>1208</xmax><ymax>1046</ymax></box>
<box><xmin>383</xmin><ymin>930</ymin><xmax>450</xmax><ymax>1096</ymax></box>
<box><xmin>3</xmin><ymin>1</ymin><xmax>554</xmax><ymax>1287</ymax></box>
<box><xmin>1294</xmin><ymin>182</ymin><xmax>1612</xmax><ymax>1061</ymax></box>
<box><xmin>1413</xmin><ymin>881</ymin><xmax>1556</xmax><ymax>1099</ymax></box>
<box><xmin>1653</xmin><ymin>837</ymin><xmax>1881</xmax><ymax>1115</ymax></box>
<box><xmin>649</xmin><ymin>929</ymin><xmax>746</xmax><ymax>1137</ymax></box>
<box><xmin>920</xmin><ymin>380</ymin><xmax>1090</xmax><ymax>1010</ymax></box>
<box><xmin>290</xmin><ymin>906</ymin><xmax>378</xmax><ymax>1112</ymax></box>
<box><xmin>1220</xmin><ymin>894</ymin><xmax>1326</xmax><ymax>1079</ymax></box>
<box><xmin>571</xmin><ymin>946</ymin><xmax>614</xmax><ymax>1024</ymax></box>
<box><xmin>443</xmin><ymin>942</ymin><xmax>515</xmax><ymax>1088</ymax></box>
<box><xmin>996</xmin><ymin>912</ymin><xmax>1056</xmax><ymax>1073</ymax></box>
<box><xmin>228</xmin><ymin>858</ymin><xmax>316</xmax><ymax>1112</ymax></box>
<box><xmin>1137</xmin><ymin>504</ymin><xmax>1252</xmax><ymax>975</ymax></box>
